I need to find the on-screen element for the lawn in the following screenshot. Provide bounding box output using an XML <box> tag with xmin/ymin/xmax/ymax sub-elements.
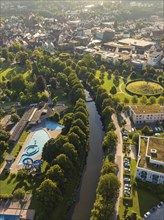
<box><xmin>119</xmin><ymin>158</ymin><xmax>160</xmax><ymax>219</ymax></box>
<box><xmin>126</xmin><ymin>81</ymin><xmax>163</xmax><ymax>96</ymax></box>
<box><xmin>0</xmin><ymin>64</ymin><xmax>29</xmax><ymax>81</ymax></box>
<box><xmin>95</xmin><ymin>71</ymin><xmax>163</xmax><ymax>104</ymax></box>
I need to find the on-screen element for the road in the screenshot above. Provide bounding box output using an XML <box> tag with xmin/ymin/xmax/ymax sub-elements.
<box><xmin>112</xmin><ymin>114</ymin><xmax>123</xmax><ymax>216</ymax></box>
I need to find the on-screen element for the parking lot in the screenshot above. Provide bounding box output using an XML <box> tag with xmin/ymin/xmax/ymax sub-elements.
<box><xmin>144</xmin><ymin>203</ymin><xmax>164</xmax><ymax>220</ymax></box>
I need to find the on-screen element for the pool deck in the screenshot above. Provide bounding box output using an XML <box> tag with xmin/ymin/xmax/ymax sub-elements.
<box><xmin>0</xmin><ymin>195</ymin><xmax>35</xmax><ymax>220</ymax></box>
<box><xmin>10</xmin><ymin>123</ymin><xmax>62</xmax><ymax>173</ymax></box>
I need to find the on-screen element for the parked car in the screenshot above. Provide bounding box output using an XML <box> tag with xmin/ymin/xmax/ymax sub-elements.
<box><xmin>150</xmin><ymin>206</ymin><xmax>157</xmax><ymax>213</ymax></box>
<box><xmin>124</xmin><ymin>177</ymin><xmax>130</xmax><ymax>182</ymax></box>
<box><xmin>124</xmin><ymin>168</ymin><xmax>130</xmax><ymax>172</ymax></box>
<box><xmin>124</xmin><ymin>163</ymin><xmax>130</xmax><ymax>167</ymax></box>
<box><xmin>124</xmin><ymin>183</ymin><xmax>131</xmax><ymax>187</ymax></box>
<box><xmin>144</xmin><ymin>211</ymin><xmax>150</xmax><ymax>218</ymax></box>
<box><xmin>157</xmin><ymin>201</ymin><xmax>164</xmax><ymax>208</ymax></box>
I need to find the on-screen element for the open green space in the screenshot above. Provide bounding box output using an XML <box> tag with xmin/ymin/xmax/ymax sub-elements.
<box><xmin>119</xmin><ymin>159</ymin><xmax>160</xmax><ymax>219</ymax></box>
<box><xmin>126</xmin><ymin>81</ymin><xmax>163</xmax><ymax>96</ymax></box>
<box><xmin>0</xmin><ymin>64</ymin><xmax>29</xmax><ymax>82</ymax></box>
<box><xmin>96</xmin><ymin>71</ymin><xmax>163</xmax><ymax>104</ymax></box>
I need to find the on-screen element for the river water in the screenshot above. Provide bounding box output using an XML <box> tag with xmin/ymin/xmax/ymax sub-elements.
<box><xmin>68</xmin><ymin>95</ymin><xmax>104</xmax><ymax>220</ymax></box>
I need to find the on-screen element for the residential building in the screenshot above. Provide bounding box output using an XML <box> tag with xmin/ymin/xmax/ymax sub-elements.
<box><xmin>129</xmin><ymin>105</ymin><xmax>164</xmax><ymax>124</ymax></box>
<box><xmin>136</xmin><ymin>136</ymin><xmax>164</xmax><ymax>184</ymax></box>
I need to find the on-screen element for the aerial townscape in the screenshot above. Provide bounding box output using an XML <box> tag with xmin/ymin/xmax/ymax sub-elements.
<box><xmin>0</xmin><ymin>0</ymin><xmax>164</xmax><ymax>220</ymax></box>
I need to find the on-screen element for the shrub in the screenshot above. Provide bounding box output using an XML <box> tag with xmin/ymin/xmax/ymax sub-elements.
<box><xmin>13</xmin><ymin>188</ymin><xmax>26</xmax><ymax>200</ymax></box>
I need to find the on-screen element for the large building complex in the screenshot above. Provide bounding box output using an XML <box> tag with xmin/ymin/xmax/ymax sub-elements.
<box><xmin>129</xmin><ymin>105</ymin><xmax>164</xmax><ymax>124</ymax></box>
<box><xmin>136</xmin><ymin>136</ymin><xmax>164</xmax><ymax>184</ymax></box>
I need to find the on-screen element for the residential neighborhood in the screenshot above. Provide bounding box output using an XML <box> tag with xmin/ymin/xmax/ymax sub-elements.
<box><xmin>0</xmin><ymin>1</ymin><xmax>163</xmax><ymax>220</ymax></box>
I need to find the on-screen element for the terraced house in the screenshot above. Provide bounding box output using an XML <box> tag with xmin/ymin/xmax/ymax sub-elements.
<box><xmin>129</xmin><ymin>105</ymin><xmax>164</xmax><ymax>124</ymax></box>
<box><xmin>136</xmin><ymin>136</ymin><xmax>164</xmax><ymax>184</ymax></box>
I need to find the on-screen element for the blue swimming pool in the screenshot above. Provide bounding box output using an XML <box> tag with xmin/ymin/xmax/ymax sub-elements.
<box><xmin>19</xmin><ymin>129</ymin><xmax>50</xmax><ymax>164</ymax></box>
<box><xmin>0</xmin><ymin>214</ymin><xmax>21</xmax><ymax>220</ymax></box>
<box><xmin>18</xmin><ymin>121</ymin><xmax>63</xmax><ymax>165</ymax></box>
<box><xmin>45</xmin><ymin>120</ymin><xmax>64</xmax><ymax>130</ymax></box>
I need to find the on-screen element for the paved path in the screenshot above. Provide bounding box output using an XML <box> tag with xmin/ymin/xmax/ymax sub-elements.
<box><xmin>112</xmin><ymin>114</ymin><xmax>123</xmax><ymax>217</ymax></box>
<box><xmin>118</xmin><ymin>82</ymin><xmax>131</xmax><ymax>97</ymax></box>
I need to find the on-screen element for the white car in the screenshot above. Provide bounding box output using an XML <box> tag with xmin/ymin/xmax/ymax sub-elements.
<box><xmin>144</xmin><ymin>211</ymin><xmax>150</xmax><ymax>218</ymax></box>
<box><xmin>157</xmin><ymin>201</ymin><xmax>164</xmax><ymax>208</ymax></box>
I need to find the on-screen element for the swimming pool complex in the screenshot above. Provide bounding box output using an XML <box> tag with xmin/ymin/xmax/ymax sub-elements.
<box><xmin>18</xmin><ymin>120</ymin><xmax>63</xmax><ymax>165</ymax></box>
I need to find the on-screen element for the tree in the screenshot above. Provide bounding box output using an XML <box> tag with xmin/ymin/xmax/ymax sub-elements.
<box><xmin>36</xmin><ymin>75</ymin><xmax>46</xmax><ymax>92</ymax></box>
<box><xmin>11</xmin><ymin>75</ymin><xmax>26</xmax><ymax>92</ymax></box>
<box><xmin>13</xmin><ymin>188</ymin><xmax>26</xmax><ymax>200</ymax></box>
<box><xmin>46</xmin><ymin>164</ymin><xmax>65</xmax><ymax>188</ymax></box>
<box><xmin>123</xmin><ymin>97</ymin><xmax>129</xmax><ymax>104</ymax></box>
<box><xmin>140</xmin><ymin>96</ymin><xmax>147</xmax><ymax>105</ymax></box>
<box><xmin>101</xmin><ymin>160</ymin><xmax>118</xmax><ymax>175</ymax></box>
<box><xmin>0</xmin><ymin>141</ymin><xmax>8</xmax><ymax>152</ymax></box>
<box><xmin>149</xmin><ymin>96</ymin><xmax>156</xmax><ymax>104</ymax></box>
<box><xmin>110</xmin><ymin>86</ymin><xmax>117</xmax><ymax>95</ymax></box>
<box><xmin>100</xmin><ymin>65</ymin><xmax>106</xmax><ymax>73</ymax></box>
<box><xmin>53</xmin><ymin>154</ymin><xmax>75</xmax><ymax>178</ymax></box>
<box><xmin>142</xmin><ymin>126</ymin><xmax>152</xmax><ymax>135</ymax></box>
<box><xmin>102</xmin><ymin>131</ymin><xmax>118</xmax><ymax>153</ymax></box>
<box><xmin>131</xmin><ymin>96</ymin><xmax>138</xmax><ymax>104</ymax></box>
<box><xmin>16</xmin><ymin>51</ymin><xmax>28</xmax><ymax>65</ymax></box>
<box><xmin>51</xmin><ymin>112</ymin><xmax>60</xmax><ymax>122</ymax></box>
<box><xmin>158</xmin><ymin>97</ymin><xmax>164</xmax><ymax>105</ymax></box>
<box><xmin>132</xmin><ymin>132</ymin><xmax>139</xmax><ymax>145</ymax></box>
<box><xmin>97</xmin><ymin>173</ymin><xmax>120</xmax><ymax>200</ymax></box>
<box><xmin>11</xmin><ymin>113</ymin><xmax>20</xmax><ymax>123</ymax></box>
<box><xmin>0</xmin><ymin>130</ymin><xmax>10</xmax><ymax>141</ymax></box>
<box><xmin>36</xmin><ymin>179</ymin><xmax>62</xmax><ymax>211</ymax></box>
<box><xmin>57</xmin><ymin>72</ymin><xmax>68</xmax><ymax>87</ymax></box>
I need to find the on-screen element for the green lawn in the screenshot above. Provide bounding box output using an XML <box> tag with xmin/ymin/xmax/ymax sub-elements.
<box><xmin>96</xmin><ymin>70</ymin><xmax>163</xmax><ymax>104</ymax></box>
<box><xmin>0</xmin><ymin>64</ymin><xmax>29</xmax><ymax>81</ymax></box>
<box><xmin>119</xmin><ymin>159</ymin><xmax>160</xmax><ymax>219</ymax></box>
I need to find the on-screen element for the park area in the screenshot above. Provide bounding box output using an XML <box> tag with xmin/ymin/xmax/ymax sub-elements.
<box><xmin>0</xmin><ymin>64</ymin><xmax>29</xmax><ymax>82</ymax></box>
<box><xmin>96</xmin><ymin>71</ymin><xmax>164</xmax><ymax>104</ymax></box>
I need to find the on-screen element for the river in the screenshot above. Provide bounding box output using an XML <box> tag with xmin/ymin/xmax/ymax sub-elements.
<box><xmin>68</xmin><ymin>92</ymin><xmax>104</xmax><ymax>220</ymax></box>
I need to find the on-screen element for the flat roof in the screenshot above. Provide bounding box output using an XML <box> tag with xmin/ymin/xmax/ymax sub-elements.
<box><xmin>138</xmin><ymin>136</ymin><xmax>164</xmax><ymax>173</ymax></box>
<box><xmin>130</xmin><ymin>105</ymin><xmax>164</xmax><ymax>114</ymax></box>
<box><xmin>147</xmin><ymin>137</ymin><xmax>164</xmax><ymax>162</ymax></box>
<box><xmin>118</xmin><ymin>38</ymin><xmax>155</xmax><ymax>47</ymax></box>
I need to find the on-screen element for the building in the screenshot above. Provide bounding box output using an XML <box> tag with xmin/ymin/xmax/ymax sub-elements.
<box><xmin>147</xmin><ymin>51</ymin><xmax>163</xmax><ymax>66</ymax></box>
<box><xmin>118</xmin><ymin>38</ymin><xmax>155</xmax><ymax>54</ymax></box>
<box><xmin>136</xmin><ymin>136</ymin><xmax>164</xmax><ymax>184</ymax></box>
<box><xmin>129</xmin><ymin>105</ymin><xmax>164</xmax><ymax>124</ymax></box>
<box><xmin>105</xmin><ymin>53</ymin><xmax>119</xmax><ymax>63</ymax></box>
<box><xmin>131</xmin><ymin>59</ymin><xmax>147</xmax><ymax>70</ymax></box>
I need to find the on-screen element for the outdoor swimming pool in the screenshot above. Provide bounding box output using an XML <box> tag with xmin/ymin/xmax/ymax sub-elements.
<box><xmin>0</xmin><ymin>214</ymin><xmax>21</xmax><ymax>220</ymax></box>
<box><xmin>45</xmin><ymin>120</ymin><xmax>64</xmax><ymax>130</ymax></box>
<box><xmin>18</xmin><ymin>121</ymin><xmax>63</xmax><ymax>165</ymax></box>
<box><xmin>19</xmin><ymin>129</ymin><xmax>50</xmax><ymax>164</ymax></box>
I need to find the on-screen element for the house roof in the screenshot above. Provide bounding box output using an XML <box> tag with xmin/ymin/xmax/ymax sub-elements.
<box><xmin>130</xmin><ymin>105</ymin><xmax>164</xmax><ymax>114</ymax></box>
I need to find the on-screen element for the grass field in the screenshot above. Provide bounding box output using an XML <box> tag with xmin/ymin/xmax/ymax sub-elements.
<box><xmin>119</xmin><ymin>159</ymin><xmax>160</xmax><ymax>219</ymax></box>
<box><xmin>0</xmin><ymin>64</ymin><xmax>29</xmax><ymax>81</ymax></box>
<box><xmin>96</xmin><ymin>71</ymin><xmax>163</xmax><ymax>104</ymax></box>
<box><xmin>126</xmin><ymin>81</ymin><xmax>163</xmax><ymax>96</ymax></box>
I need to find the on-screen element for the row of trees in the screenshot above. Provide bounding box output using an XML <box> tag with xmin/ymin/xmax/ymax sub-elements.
<box><xmin>91</xmin><ymin>160</ymin><xmax>120</xmax><ymax>220</ymax></box>
<box><xmin>75</xmin><ymin>54</ymin><xmax>121</xmax><ymax>219</ymax></box>
<box><xmin>36</xmin><ymin>70</ymin><xmax>89</xmax><ymax>215</ymax></box>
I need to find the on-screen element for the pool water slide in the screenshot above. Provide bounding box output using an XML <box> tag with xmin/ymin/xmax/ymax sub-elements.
<box><xmin>23</xmin><ymin>157</ymin><xmax>42</xmax><ymax>170</ymax></box>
